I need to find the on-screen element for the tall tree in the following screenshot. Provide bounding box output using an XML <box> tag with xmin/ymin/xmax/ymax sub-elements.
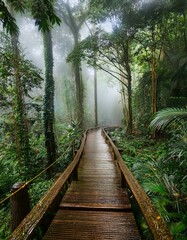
<box><xmin>0</xmin><ymin>30</ymin><xmax>43</xmax><ymax>178</ymax></box>
<box><xmin>57</xmin><ymin>0</ymin><xmax>88</xmax><ymax>126</ymax></box>
<box><xmin>3</xmin><ymin>0</ymin><xmax>61</xmax><ymax>175</ymax></box>
<box><xmin>69</xmin><ymin>30</ymin><xmax>134</xmax><ymax>133</ymax></box>
<box><xmin>94</xmin><ymin>67</ymin><xmax>98</xmax><ymax>127</ymax></box>
<box><xmin>7</xmin><ymin>2</ymin><xmax>31</xmax><ymax>177</ymax></box>
<box><xmin>43</xmin><ymin>30</ymin><xmax>56</xmax><ymax>176</ymax></box>
<box><xmin>85</xmin><ymin>23</ymin><xmax>98</xmax><ymax>127</ymax></box>
<box><xmin>29</xmin><ymin>0</ymin><xmax>61</xmax><ymax>173</ymax></box>
<box><xmin>29</xmin><ymin>0</ymin><xmax>60</xmax><ymax>172</ymax></box>
<box><xmin>80</xmin><ymin>0</ymin><xmax>138</xmax><ymax>133</ymax></box>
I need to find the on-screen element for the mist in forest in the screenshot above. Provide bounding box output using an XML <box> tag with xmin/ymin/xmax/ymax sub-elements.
<box><xmin>17</xmin><ymin>15</ymin><xmax>124</xmax><ymax>127</ymax></box>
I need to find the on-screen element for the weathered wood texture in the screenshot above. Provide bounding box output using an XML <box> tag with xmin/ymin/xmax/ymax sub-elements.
<box><xmin>102</xmin><ymin>128</ymin><xmax>173</xmax><ymax>240</ymax></box>
<box><xmin>43</xmin><ymin>210</ymin><xmax>140</xmax><ymax>240</ymax></box>
<box><xmin>43</xmin><ymin>129</ymin><xmax>140</xmax><ymax>240</ymax></box>
<box><xmin>10</xmin><ymin>183</ymin><xmax>30</xmax><ymax>232</ymax></box>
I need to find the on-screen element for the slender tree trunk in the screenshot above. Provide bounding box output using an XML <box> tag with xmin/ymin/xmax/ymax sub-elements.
<box><xmin>120</xmin><ymin>80</ymin><xmax>129</xmax><ymax>126</ymax></box>
<box><xmin>11</xmin><ymin>14</ymin><xmax>30</xmax><ymax>178</ymax></box>
<box><xmin>151</xmin><ymin>27</ymin><xmax>158</xmax><ymax>139</ymax></box>
<box><xmin>59</xmin><ymin>1</ymin><xmax>86</xmax><ymax>127</ymax></box>
<box><xmin>64</xmin><ymin>78</ymin><xmax>74</xmax><ymax>121</ymax></box>
<box><xmin>43</xmin><ymin>30</ymin><xmax>56</xmax><ymax>177</ymax></box>
<box><xmin>74</xmin><ymin>62</ymin><xmax>84</xmax><ymax>125</ymax></box>
<box><xmin>94</xmin><ymin>67</ymin><xmax>98</xmax><ymax>127</ymax></box>
<box><xmin>73</xmin><ymin>33</ymin><xmax>84</xmax><ymax>126</ymax></box>
<box><xmin>151</xmin><ymin>28</ymin><xmax>157</xmax><ymax>114</ymax></box>
<box><xmin>182</xmin><ymin>12</ymin><xmax>187</xmax><ymax>55</ymax></box>
<box><xmin>124</xmin><ymin>40</ymin><xmax>133</xmax><ymax>134</ymax></box>
<box><xmin>126</xmin><ymin>71</ymin><xmax>133</xmax><ymax>134</ymax></box>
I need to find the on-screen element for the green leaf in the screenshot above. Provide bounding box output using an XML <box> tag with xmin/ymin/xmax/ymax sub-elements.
<box><xmin>0</xmin><ymin>0</ymin><xmax>19</xmax><ymax>35</ymax></box>
<box><xmin>150</xmin><ymin>107</ymin><xmax>187</xmax><ymax>131</ymax></box>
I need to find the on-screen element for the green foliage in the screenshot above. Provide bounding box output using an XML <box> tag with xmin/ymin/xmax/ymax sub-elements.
<box><xmin>132</xmin><ymin>2</ymin><xmax>187</xmax><ymax>132</ymax></box>
<box><xmin>0</xmin><ymin>0</ymin><xmax>19</xmax><ymax>34</ymax></box>
<box><xmin>0</xmin><ymin>120</ymin><xmax>83</xmax><ymax>239</ymax></box>
<box><xmin>62</xmin><ymin>76</ymin><xmax>77</xmax><ymax>121</ymax></box>
<box><xmin>0</xmin><ymin>0</ymin><xmax>61</xmax><ymax>35</ymax></box>
<box><xmin>0</xmin><ymin>206</ymin><xmax>10</xmax><ymax>239</ymax></box>
<box><xmin>57</xmin><ymin>121</ymin><xmax>83</xmax><ymax>153</ymax></box>
<box><xmin>6</xmin><ymin>0</ymin><xmax>26</xmax><ymax>13</ymax></box>
<box><xmin>0</xmin><ymin>147</ymin><xmax>19</xmax><ymax>199</ymax></box>
<box><xmin>150</xmin><ymin>107</ymin><xmax>187</xmax><ymax>131</ymax></box>
<box><xmin>0</xmin><ymin>28</ymin><xmax>46</xmax><ymax>239</ymax></box>
<box><xmin>29</xmin><ymin>0</ymin><xmax>61</xmax><ymax>32</ymax></box>
<box><xmin>53</xmin><ymin>122</ymin><xmax>82</xmax><ymax>171</ymax></box>
<box><xmin>0</xmin><ymin>31</ymin><xmax>43</xmax><ymax>107</ymax></box>
<box><xmin>108</xmin><ymin>128</ymin><xmax>187</xmax><ymax>239</ymax></box>
<box><xmin>0</xmin><ymin>30</ymin><xmax>44</xmax><ymax>179</ymax></box>
<box><xmin>29</xmin><ymin>179</ymin><xmax>54</xmax><ymax>208</ymax></box>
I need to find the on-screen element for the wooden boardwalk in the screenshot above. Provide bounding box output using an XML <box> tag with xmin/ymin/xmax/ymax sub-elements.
<box><xmin>43</xmin><ymin>129</ymin><xmax>140</xmax><ymax>239</ymax></box>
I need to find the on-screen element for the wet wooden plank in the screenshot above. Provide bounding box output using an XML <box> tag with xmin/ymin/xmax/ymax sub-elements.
<box><xmin>60</xmin><ymin>181</ymin><xmax>131</xmax><ymax>210</ymax></box>
<box><xmin>43</xmin><ymin>210</ymin><xmax>141</xmax><ymax>240</ymax></box>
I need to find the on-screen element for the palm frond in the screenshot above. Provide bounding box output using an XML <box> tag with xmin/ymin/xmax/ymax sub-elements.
<box><xmin>150</xmin><ymin>107</ymin><xmax>187</xmax><ymax>131</ymax></box>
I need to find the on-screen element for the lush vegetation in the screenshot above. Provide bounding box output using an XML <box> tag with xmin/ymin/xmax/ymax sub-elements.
<box><xmin>0</xmin><ymin>0</ymin><xmax>187</xmax><ymax>239</ymax></box>
<box><xmin>109</xmin><ymin>121</ymin><xmax>187</xmax><ymax>239</ymax></box>
<box><xmin>0</xmin><ymin>120</ymin><xmax>83</xmax><ymax>239</ymax></box>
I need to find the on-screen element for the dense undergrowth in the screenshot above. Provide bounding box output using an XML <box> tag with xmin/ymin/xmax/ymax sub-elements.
<box><xmin>0</xmin><ymin>122</ymin><xmax>83</xmax><ymax>239</ymax></box>
<box><xmin>108</xmin><ymin>128</ymin><xmax>187</xmax><ymax>240</ymax></box>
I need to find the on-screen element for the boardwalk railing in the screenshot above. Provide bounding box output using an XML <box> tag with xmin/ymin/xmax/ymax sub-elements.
<box><xmin>8</xmin><ymin>131</ymin><xmax>87</xmax><ymax>240</ymax></box>
<box><xmin>102</xmin><ymin>128</ymin><xmax>173</xmax><ymax>240</ymax></box>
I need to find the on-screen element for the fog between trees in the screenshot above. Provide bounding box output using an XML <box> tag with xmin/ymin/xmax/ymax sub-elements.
<box><xmin>17</xmin><ymin>15</ymin><xmax>124</xmax><ymax>126</ymax></box>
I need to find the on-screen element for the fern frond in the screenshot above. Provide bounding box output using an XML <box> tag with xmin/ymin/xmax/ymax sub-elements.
<box><xmin>150</xmin><ymin>107</ymin><xmax>187</xmax><ymax>131</ymax></box>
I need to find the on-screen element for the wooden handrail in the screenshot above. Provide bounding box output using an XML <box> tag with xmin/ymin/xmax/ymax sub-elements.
<box><xmin>102</xmin><ymin>128</ymin><xmax>173</xmax><ymax>240</ymax></box>
<box><xmin>8</xmin><ymin>131</ymin><xmax>87</xmax><ymax>240</ymax></box>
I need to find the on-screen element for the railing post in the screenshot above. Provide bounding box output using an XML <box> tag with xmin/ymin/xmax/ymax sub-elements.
<box><xmin>72</xmin><ymin>166</ymin><xmax>78</xmax><ymax>181</ymax></box>
<box><xmin>10</xmin><ymin>182</ymin><xmax>30</xmax><ymax>232</ymax></box>
<box><xmin>121</xmin><ymin>171</ymin><xmax>126</xmax><ymax>188</ymax></box>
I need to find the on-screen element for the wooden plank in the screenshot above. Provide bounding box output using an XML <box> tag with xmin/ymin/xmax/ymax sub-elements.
<box><xmin>43</xmin><ymin>210</ymin><xmax>141</xmax><ymax>240</ymax></box>
<box><xmin>60</xmin><ymin>181</ymin><xmax>131</xmax><ymax>210</ymax></box>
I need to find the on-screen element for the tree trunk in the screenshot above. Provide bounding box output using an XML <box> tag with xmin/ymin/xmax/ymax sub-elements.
<box><xmin>74</xmin><ymin>62</ymin><xmax>84</xmax><ymax>125</ymax></box>
<box><xmin>59</xmin><ymin>2</ymin><xmax>85</xmax><ymax>127</ymax></box>
<box><xmin>182</xmin><ymin>12</ymin><xmax>187</xmax><ymax>55</ymax></box>
<box><xmin>94</xmin><ymin>67</ymin><xmax>98</xmax><ymax>127</ymax></box>
<box><xmin>120</xmin><ymin>81</ymin><xmax>129</xmax><ymax>127</ymax></box>
<box><xmin>126</xmin><ymin>72</ymin><xmax>133</xmax><ymax>134</ymax></box>
<box><xmin>151</xmin><ymin>28</ymin><xmax>157</xmax><ymax>114</ymax></box>
<box><xmin>43</xmin><ymin>30</ymin><xmax>56</xmax><ymax>177</ymax></box>
<box><xmin>11</xmin><ymin>20</ymin><xmax>30</xmax><ymax>179</ymax></box>
<box><xmin>124</xmin><ymin>40</ymin><xmax>133</xmax><ymax>134</ymax></box>
<box><xmin>64</xmin><ymin>78</ymin><xmax>74</xmax><ymax>121</ymax></box>
<box><xmin>73</xmin><ymin>33</ymin><xmax>84</xmax><ymax>127</ymax></box>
